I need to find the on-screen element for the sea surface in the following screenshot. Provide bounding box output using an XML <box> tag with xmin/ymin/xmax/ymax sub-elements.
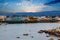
<box><xmin>0</xmin><ymin>23</ymin><xmax>60</xmax><ymax>40</ymax></box>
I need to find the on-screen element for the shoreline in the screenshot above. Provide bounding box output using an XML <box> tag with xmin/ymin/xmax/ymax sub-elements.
<box><xmin>0</xmin><ymin>20</ymin><xmax>60</xmax><ymax>24</ymax></box>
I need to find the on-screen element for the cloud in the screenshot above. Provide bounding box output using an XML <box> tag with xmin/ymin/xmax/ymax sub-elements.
<box><xmin>0</xmin><ymin>2</ymin><xmax>9</xmax><ymax>6</ymax></box>
<box><xmin>4</xmin><ymin>3</ymin><xmax>9</xmax><ymax>6</ymax></box>
<box><xmin>0</xmin><ymin>0</ymin><xmax>59</xmax><ymax>12</ymax></box>
<box><xmin>44</xmin><ymin>0</ymin><xmax>60</xmax><ymax>5</ymax></box>
<box><xmin>15</xmin><ymin>1</ymin><xmax>47</xmax><ymax>12</ymax></box>
<box><xmin>42</xmin><ymin>6</ymin><xmax>59</xmax><ymax>11</ymax></box>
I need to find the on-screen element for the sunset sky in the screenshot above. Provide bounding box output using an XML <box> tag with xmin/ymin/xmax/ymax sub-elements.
<box><xmin>0</xmin><ymin>0</ymin><xmax>60</xmax><ymax>12</ymax></box>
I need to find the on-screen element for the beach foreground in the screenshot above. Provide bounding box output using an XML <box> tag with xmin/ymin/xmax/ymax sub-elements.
<box><xmin>0</xmin><ymin>23</ymin><xmax>60</xmax><ymax>40</ymax></box>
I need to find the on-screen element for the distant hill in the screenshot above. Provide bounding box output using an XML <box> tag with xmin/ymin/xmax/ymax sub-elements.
<box><xmin>0</xmin><ymin>11</ymin><xmax>60</xmax><ymax>16</ymax></box>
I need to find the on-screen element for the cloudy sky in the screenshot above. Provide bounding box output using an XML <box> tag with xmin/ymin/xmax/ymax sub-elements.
<box><xmin>0</xmin><ymin>0</ymin><xmax>60</xmax><ymax>12</ymax></box>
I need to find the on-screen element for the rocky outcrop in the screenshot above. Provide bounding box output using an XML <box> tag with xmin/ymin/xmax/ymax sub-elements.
<box><xmin>38</xmin><ymin>28</ymin><xmax>60</xmax><ymax>37</ymax></box>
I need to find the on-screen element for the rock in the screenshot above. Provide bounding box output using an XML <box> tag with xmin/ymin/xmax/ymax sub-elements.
<box><xmin>38</xmin><ymin>29</ymin><xmax>60</xmax><ymax>37</ymax></box>
<box><xmin>16</xmin><ymin>37</ymin><xmax>20</xmax><ymax>39</ymax></box>
<box><xmin>31</xmin><ymin>36</ymin><xmax>34</xmax><ymax>38</ymax></box>
<box><xmin>46</xmin><ymin>35</ymin><xmax>50</xmax><ymax>37</ymax></box>
<box><xmin>58</xmin><ymin>38</ymin><xmax>60</xmax><ymax>40</ymax></box>
<box><xmin>49</xmin><ymin>38</ymin><xmax>54</xmax><ymax>40</ymax></box>
<box><xmin>38</xmin><ymin>30</ymin><xmax>44</xmax><ymax>33</ymax></box>
<box><xmin>23</xmin><ymin>33</ymin><xmax>29</xmax><ymax>36</ymax></box>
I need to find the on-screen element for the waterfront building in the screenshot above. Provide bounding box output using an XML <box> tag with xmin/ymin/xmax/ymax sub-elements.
<box><xmin>28</xmin><ymin>16</ymin><xmax>38</xmax><ymax>21</ymax></box>
<box><xmin>0</xmin><ymin>16</ymin><xmax>6</xmax><ymax>22</ymax></box>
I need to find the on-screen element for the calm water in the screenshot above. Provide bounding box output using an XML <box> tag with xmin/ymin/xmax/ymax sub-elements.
<box><xmin>0</xmin><ymin>23</ymin><xmax>60</xmax><ymax>40</ymax></box>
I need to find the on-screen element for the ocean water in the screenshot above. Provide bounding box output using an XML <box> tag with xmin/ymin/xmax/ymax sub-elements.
<box><xmin>0</xmin><ymin>23</ymin><xmax>60</xmax><ymax>40</ymax></box>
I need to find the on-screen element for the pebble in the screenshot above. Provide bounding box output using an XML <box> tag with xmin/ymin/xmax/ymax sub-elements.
<box><xmin>16</xmin><ymin>37</ymin><xmax>20</xmax><ymax>39</ymax></box>
<box><xmin>23</xmin><ymin>33</ymin><xmax>29</xmax><ymax>36</ymax></box>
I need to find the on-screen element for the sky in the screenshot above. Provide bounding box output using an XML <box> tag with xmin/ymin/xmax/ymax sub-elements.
<box><xmin>0</xmin><ymin>0</ymin><xmax>60</xmax><ymax>12</ymax></box>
